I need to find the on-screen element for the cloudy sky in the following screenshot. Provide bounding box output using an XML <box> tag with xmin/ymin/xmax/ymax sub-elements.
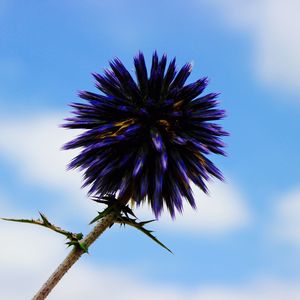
<box><xmin>1</xmin><ymin>0</ymin><xmax>300</xmax><ymax>299</ymax></box>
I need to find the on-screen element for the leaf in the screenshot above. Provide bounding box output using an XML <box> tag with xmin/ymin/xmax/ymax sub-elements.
<box><xmin>91</xmin><ymin>196</ymin><xmax>136</xmax><ymax>219</ymax></box>
<box><xmin>66</xmin><ymin>240</ymin><xmax>88</xmax><ymax>253</ymax></box>
<box><xmin>78</xmin><ymin>242</ymin><xmax>89</xmax><ymax>253</ymax></box>
<box><xmin>89</xmin><ymin>199</ymin><xmax>173</xmax><ymax>254</ymax></box>
<box><xmin>139</xmin><ymin>219</ymin><xmax>156</xmax><ymax>226</ymax></box>
<box><xmin>1</xmin><ymin>217</ymin><xmax>43</xmax><ymax>226</ymax></box>
<box><xmin>76</xmin><ymin>233</ymin><xmax>84</xmax><ymax>240</ymax></box>
<box><xmin>66</xmin><ymin>241</ymin><xmax>77</xmax><ymax>248</ymax></box>
<box><xmin>122</xmin><ymin>205</ymin><xmax>137</xmax><ymax>218</ymax></box>
<box><xmin>2</xmin><ymin>214</ymin><xmax>85</xmax><ymax>251</ymax></box>
<box><xmin>118</xmin><ymin>216</ymin><xmax>173</xmax><ymax>254</ymax></box>
<box><xmin>89</xmin><ymin>206</ymin><xmax>114</xmax><ymax>224</ymax></box>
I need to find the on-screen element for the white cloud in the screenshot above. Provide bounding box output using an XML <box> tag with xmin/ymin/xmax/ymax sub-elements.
<box><xmin>50</xmin><ymin>269</ymin><xmax>300</xmax><ymax>300</ymax></box>
<box><xmin>207</xmin><ymin>0</ymin><xmax>300</xmax><ymax>95</ymax></box>
<box><xmin>0</xmin><ymin>113</ymin><xmax>100</xmax><ymax>219</ymax></box>
<box><xmin>0</xmin><ymin>113</ymin><xmax>80</xmax><ymax>189</ymax></box>
<box><xmin>270</xmin><ymin>187</ymin><xmax>300</xmax><ymax>245</ymax></box>
<box><xmin>135</xmin><ymin>180</ymin><xmax>251</xmax><ymax>235</ymax></box>
<box><xmin>0</xmin><ymin>113</ymin><xmax>250</xmax><ymax>234</ymax></box>
<box><xmin>0</xmin><ymin>192</ymin><xmax>66</xmax><ymax>299</ymax></box>
<box><xmin>0</xmin><ymin>219</ymin><xmax>299</xmax><ymax>299</ymax></box>
<box><xmin>0</xmin><ymin>191</ymin><xmax>297</xmax><ymax>300</ymax></box>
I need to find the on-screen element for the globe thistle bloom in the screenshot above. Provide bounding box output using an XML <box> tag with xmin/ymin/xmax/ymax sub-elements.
<box><xmin>63</xmin><ymin>51</ymin><xmax>228</xmax><ymax>218</ymax></box>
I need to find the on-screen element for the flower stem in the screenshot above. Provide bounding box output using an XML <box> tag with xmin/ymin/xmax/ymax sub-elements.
<box><xmin>32</xmin><ymin>211</ymin><xmax>117</xmax><ymax>300</ymax></box>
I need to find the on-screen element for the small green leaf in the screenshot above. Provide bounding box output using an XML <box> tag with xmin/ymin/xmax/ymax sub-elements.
<box><xmin>76</xmin><ymin>233</ymin><xmax>84</xmax><ymax>240</ymax></box>
<box><xmin>78</xmin><ymin>242</ymin><xmax>89</xmax><ymax>253</ymax></box>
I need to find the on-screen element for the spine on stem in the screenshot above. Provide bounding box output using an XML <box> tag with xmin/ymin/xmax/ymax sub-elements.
<box><xmin>32</xmin><ymin>211</ymin><xmax>117</xmax><ymax>300</ymax></box>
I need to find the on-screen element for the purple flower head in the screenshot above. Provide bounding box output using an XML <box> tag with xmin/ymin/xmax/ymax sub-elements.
<box><xmin>62</xmin><ymin>51</ymin><xmax>228</xmax><ymax>218</ymax></box>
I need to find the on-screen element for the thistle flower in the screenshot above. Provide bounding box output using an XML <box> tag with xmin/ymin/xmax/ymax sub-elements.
<box><xmin>63</xmin><ymin>51</ymin><xmax>228</xmax><ymax>218</ymax></box>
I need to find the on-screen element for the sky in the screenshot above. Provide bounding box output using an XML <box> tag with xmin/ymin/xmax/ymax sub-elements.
<box><xmin>1</xmin><ymin>0</ymin><xmax>300</xmax><ymax>299</ymax></box>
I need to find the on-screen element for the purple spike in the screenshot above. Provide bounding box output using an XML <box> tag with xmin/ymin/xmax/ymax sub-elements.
<box><xmin>118</xmin><ymin>154</ymin><xmax>132</xmax><ymax>167</ymax></box>
<box><xmin>171</xmin><ymin>184</ymin><xmax>183</xmax><ymax>213</ymax></box>
<box><xmin>161</xmin><ymin>151</ymin><xmax>168</xmax><ymax>171</ymax></box>
<box><xmin>176</xmin><ymin>77</ymin><xmax>208</xmax><ymax>101</ymax></box>
<box><xmin>150</xmin><ymin>128</ymin><xmax>164</xmax><ymax>152</ymax></box>
<box><xmin>177</xmin><ymin>159</ymin><xmax>189</xmax><ymax>183</ymax></box>
<box><xmin>166</xmin><ymin>111</ymin><xmax>183</xmax><ymax>117</ymax></box>
<box><xmin>133</xmin><ymin>159</ymin><xmax>143</xmax><ymax>177</ymax></box>
<box><xmin>150</xmin><ymin>51</ymin><xmax>159</xmax><ymax>80</ymax></box>
<box><xmin>184</xmin><ymin>186</ymin><xmax>196</xmax><ymax>209</ymax></box>
<box><xmin>123</xmin><ymin>124</ymin><xmax>141</xmax><ymax>136</ymax></box>
<box><xmin>190</xmin><ymin>139</ymin><xmax>210</xmax><ymax>154</ymax></box>
<box><xmin>189</xmin><ymin>94</ymin><xmax>220</xmax><ymax>112</ymax></box>
<box><xmin>134</xmin><ymin>51</ymin><xmax>148</xmax><ymax>94</ymax></box>
<box><xmin>118</xmin><ymin>176</ymin><xmax>130</xmax><ymax>199</ymax></box>
<box><xmin>140</xmin><ymin>174</ymin><xmax>148</xmax><ymax>198</ymax></box>
<box><xmin>173</xmin><ymin>136</ymin><xmax>186</xmax><ymax>145</ymax></box>
<box><xmin>163</xmin><ymin>58</ymin><xmax>177</xmax><ymax>89</ymax></box>
<box><xmin>207</xmin><ymin>145</ymin><xmax>227</xmax><ymax>156</ymax></box>
<box><xmin>190</xmin><ymin>173</ymin><xmax>208</xmax><ymax>194</ymax></box>
<box><xmin>170</xmin><ymin>63</ymin><xmax>192</xmax><ymax>89</ymax></box>
<box><xmin>204</xmin><ymin>158</ymin><xmax>224</xmax><ymax>181</ymax></box>
<box><xmin>78</xmin><ymin>91</ymin><xmax>104</xmax><ymax>101</ymax></box>
<box><xmin>133</xmin><ymin>153</ymin><xmax>146</xmax><ymax>177</ymax></box>
<box><xmin>190</xmin><ymin>109</ymin><xmax>226</xmax><ymax>121</ymax></box>
<box><xmin>153</xmin><ymin>174</ymin><xmax>163</xmax><ymax>218</ymax></box>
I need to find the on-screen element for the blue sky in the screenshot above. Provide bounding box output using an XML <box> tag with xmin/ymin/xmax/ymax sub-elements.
<box><xmin>1</xmin><ymin>1</ymin><xmax>300</xmax><ymax>299</ymax></box>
